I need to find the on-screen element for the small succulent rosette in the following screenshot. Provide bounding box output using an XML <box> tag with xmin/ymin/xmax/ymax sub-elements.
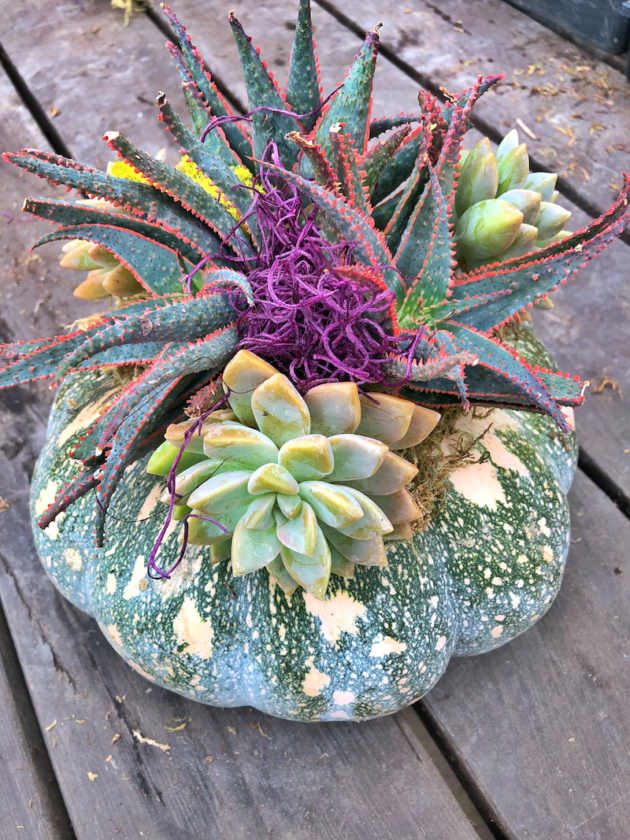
<box><xmin>148</xmin><ymin>350</ymin><xmax>440</xmax><ymax>599</ymax></box>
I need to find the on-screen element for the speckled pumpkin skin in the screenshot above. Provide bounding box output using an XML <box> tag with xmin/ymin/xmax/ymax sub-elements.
<box><xmin>30</xmin><ymin>328</ymin><xmax>577</xmax><ymax>721</ymax></box>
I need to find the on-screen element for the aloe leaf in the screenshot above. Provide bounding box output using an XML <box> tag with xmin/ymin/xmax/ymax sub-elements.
<box><xmin>362</xmin><ymin>124</ymin><xmax>412</xmax><ymax>194</ymax></box>
<box><xmin>229</xmin><ymin>11</ymin><xmax>299</xmax><ymax>168</ymax></box>
<box><xmin>384</xmin><ymin>125</ymin><xmax>431</xmax><ymax>255</ymax></box>
<box><xmin>371</xmin><ymin>124</ymin><xmax>425</xmax><ymax>206</ymax></box>
<box><xmin>155</xmin><ymin>93</ymin><xmax>253</xmax><ymax>223</ymax></box>
<box><xmin>23</xmin><ymin>197</ymin><xmax>203</xmax><ymax>265</ymax></box>
<box><xmin>38</xmin><ymin>468</ymin><xmax>100</xmax><ymax>530</ymax></box>
<box><xmin>396</xmin><ymin>165</ymin><xmax>452</xmax><ymax>311</ymax></box>
<box><xmin>329</xmin><ymin>126</ymin><xmax>369</xmax><ymax>214</ymax></box>
<box><xmin>57</xmin><ymin>294</ymin><xmax>235</xmax><ymax>379</ymax></box>
<box><xmin>314</xmin><ymin>25</ymin><xmax>381</xmax><ymax>160</ymax></box>
<box><xmin>162</xmin><ymin>6</ymin><xmax>254</xmax><ymax>168</ymax></box>
<box><xmin>286</xmin><ymin>132</ymin><xmax>337</xmax><ymax>191</ymax></box>
<box><xmin>77</xmin><ymin>343</ymin><xmax>164</xmax><ymax>370</ymax></box>
<box><xmin>369</xmin><ymin>113</ymin><xmax>420</xmax><ymax>139</ymax></box>
<box><xmin>104</xmin><ymin>132</ymin><xmax>254</xmax><ymax>260</ymax></box>
<box><xmin>32</xmin><ymin>224</ymin><xmax>192</xmax><ymax>296</ymax></box>
<box><xmin>285</xmin><ymin>0</ymin><xmax>322</xmax><ymax>133</ymax></box>
<box><xmin>4</xmin><ymin>150</ymin><xmax>219</xmax><ymax>257</ymax></box>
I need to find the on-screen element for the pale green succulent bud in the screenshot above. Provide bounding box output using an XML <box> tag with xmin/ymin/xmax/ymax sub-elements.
<box><xmin>494</xmin><ymin>223</ymin><xmax>538</xmax><ymax>262</ymax></box>
<box><xmin>455</xmin><ymin>138</ymin><xmax>498</xmax><ymax>216</ymax></box>
<box><xmin>499</xmin><ymin>189</ymin><xmax>541</xmax><ymax>226</ymax></box>
<box><xmin>495</xmin><ymin>129</ymin><xmax>519</xmax><ymax>165</ymax></box>
<box><xmin>533</xmin><ymin>295</ymin><xmax>554</xmax><ymax>310</ymax></box>
<box><xmin>536</xmin><ymin>229</ymin><xmax>572</xmax><ymax>249</ymax></box>
<box><xmin>59</xmin><ymin>242</ymin><xmax>102</xmax><ymax>272</ymax></box>
<box><xmin>535</xmin><ymin>202</ymin><xmax>572</xmax><ymax>240</ymax></box>
<box><xmin>551</xmin><ymin>190</ymin><xmax>559</xmax><ymax>203</ymax></box>
<box><xmin>524</xmin><ymin>172</ymin><xmax>557</xmax><ymax>203</ymax></box>
<box><xmin>496</xmin><ymin>143</ymin><xmax>529</xmax><ymax>195</ymax></box>
<box><xmin>153</xmin><ymin>350</ymin><xmax>436</xmax><ymax>599</ymax></box>
<box><xmin>455</xmin><ymin>199</ymin><xmax>523</xmax><ymax>260</ymax></box>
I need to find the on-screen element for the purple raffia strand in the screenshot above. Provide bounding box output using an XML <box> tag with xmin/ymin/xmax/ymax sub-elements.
<box><xmin>147</xmin><ymin>394</ymin><xmax>231</xmax><ymax>580</ymax></box>
<box><xmin>200</xmin><ymin>142</ymin><xmax>423</xmax><ymax>391</ymax></box>
<box><xmin>1</xmin><ymin>211</ymin><xmax>13</xmax><ymax>224</ymax></box>
<box><xmin>199</xmin><ymin>85</ymin><xmax>343</xmax><ymax>144</ymax></box>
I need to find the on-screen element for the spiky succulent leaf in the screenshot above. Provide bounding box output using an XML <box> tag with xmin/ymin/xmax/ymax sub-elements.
<box><xmin>329</xmin><ymin>125</ymin><xmax>369</xmax><ymax>213</ymax></box>
<box><xmin>313</xmin><ymin>26</ymin><xmax>380</xmax><ymax>159</ymax></box>
<box><xmin>4</xmin><ymin>150</ymin><xmax>220</xmax><ymax>257</ymax></box>
<box><xmin>369</xmin><ymin>113</ymin><xmax>420</xmax><ymax>139</ymax></box>
<box><xmin>285</xmin><ymin>0</ymin><xmax>322</xmax><ymax>133</ymax></box>
<box><xmin>361</xmin><ymin>124</ymin><xmax>412</xmax><ymax>194</ymax></box>
<box><xmin>229</xmin><ymin>11</ymin><xmax>300</xmax><ymax>168</ymax></box>
<box><xmin>162</xmin><ymin>4</ymin><xmax>254</xmax><ymax>168</ymax></box>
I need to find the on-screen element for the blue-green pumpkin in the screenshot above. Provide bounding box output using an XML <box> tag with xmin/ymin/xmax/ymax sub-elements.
<box><xmin>30</xmin><ymin>326</ymin><xmax>576</xmax><ymax>721</ymax></box>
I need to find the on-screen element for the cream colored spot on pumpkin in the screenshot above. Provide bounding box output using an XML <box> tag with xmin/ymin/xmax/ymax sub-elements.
<box><xmin>509</xmin><ymin>592</ymin><xmax>521</xmax><ymax>608</ymax></box>
<box><xmin>329</xmin><ymin>710</ymin><xmax>351</xmax><ymax>720</ymax></box>
<box><xmin>57</xmin><ymin>387</ymin><xmax>119</xmax><ymax>448</ymax></box>
<box><xmin>449</xmin><ymin>460</ymin><xmax>506</xmax><ymax>510</ymax></box>
<box><xmin>63</xmin><ymin>548</ymin><xmax>83</xmax><ymax>572</ymax></box>
<box><xmin>123</xmin><ymin>556</ymin><xmax>147</xmax><ymax>600</ymax></box>
<box><xmin>543</xmin><ymin>546</ymin><xmax>554</xmax><ymax>563</ymax></box>
<box><xmin>173</xmin><ymin>597</ymin><xmax>214</xmax><ymax>659</ymax></box>
<box><xmin>138</xmin><ymin>483</ymin><xmax>163</xmax><ymax>521</ymax></box>
<box><xmin>302</xmin><ymin>657</ymin><xmax>330</xmax><ymax>697</ymax></box>
<box><xmin>35</xmin><ymin>480</ymin><xmax>58</xmax><ymax>517</ymax></box>
<box><xmin>128</xmin><ymin>660</ymin><xmax>155</xmax><ymax>682</ymax></box>
<box><xmin>106</xmin><ymin>573</ymin><xmax>117</xmax><ymax>595</ymax></box>
<box><xmin>491</xmin><ymin>625</ymin><xmax>504</xmax><ymax>639</ymax></box>
<box><xmin>517</xmin><ymin>554</ymin><xmax>528</xmax><ymax>564</ymax></box>
<box><xmin>333</xmin><ymin>690</ymin><xmax>355</xmax><ymax>706</ymax></box>
<box><xmin>435</xmin><ymin>635</ymin><xmax>447</xmax><ymax>652</ymax></box>
<box><xmin>538</xmin><ymin>518</ymin><xmax>551</xmax><ymax>537</ymax></box>
<box><xmin>107</xmin><ymin>625</ymin><xmax>123</xmax><ymax>648</ymax></box>
<box><xmin>484</xmin><ymin>429</ymin><xmax>530</xmax><ymax>478</ymax></box>
<box><xmin>302</xmin><ymin>591</ymin><xmax>367</xmax><ymax>647</ymax></box>
<box><xmin>370</xmin><ymin>636</ymin><xmax>407</xmax><ymax>658</ymax></box>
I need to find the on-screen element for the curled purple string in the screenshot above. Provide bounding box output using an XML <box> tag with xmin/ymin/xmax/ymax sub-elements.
<box><xmin>199</xmin><ymin>85</ymin><xmax>343</xmax><ymax>144</ymax></box>
<box><xmin>147</xmin><ymin>395</ymin><xmax>231</xmax><ymax>580</ymax></box>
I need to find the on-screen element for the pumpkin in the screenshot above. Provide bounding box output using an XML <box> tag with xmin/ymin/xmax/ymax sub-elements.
<box><xmin>31</xmin><ymin>326</ymin><xmax>576</xmax><ymax>721</ymax></box>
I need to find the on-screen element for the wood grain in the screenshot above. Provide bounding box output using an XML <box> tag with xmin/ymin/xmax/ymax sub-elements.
<box><xmin>421</xmin><ymin>469</ymin><xmax>630</xmax><ymax>839</ymax></box>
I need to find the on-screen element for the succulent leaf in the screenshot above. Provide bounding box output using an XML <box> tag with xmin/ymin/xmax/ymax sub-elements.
<box><xmin>285</xmin><ymin>0</ymin><xmax>322</xmax><ymax>133</ymax></box>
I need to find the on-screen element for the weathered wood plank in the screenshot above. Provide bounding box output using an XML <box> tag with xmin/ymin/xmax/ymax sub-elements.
<box><xmin>421</xmin><ymin>468</ymin><xmax>630</xmax><ymax>839</ymax></box>
<box><xmin>314</xmin><ymin>0</ymin><xmax>630</xmax><ymax>222</ymax></box>
<box><xmin>1</xmin><ymin>0</ymin><xmax>188</xmax><ymax>167</ymax></box>
<box><xmin>0</xmin><ymin>604</ymin><xmax>75</xmax><ymax>840</ymax></box>
<box><xmin>0</xmin><ymin>8</ymin><xmax>482</xmax><ymax>840</ymax></box>
<box><xmin>160</xmin><ymin>1</ymin><xmax>630</xmax><ymax>499</ymax></box>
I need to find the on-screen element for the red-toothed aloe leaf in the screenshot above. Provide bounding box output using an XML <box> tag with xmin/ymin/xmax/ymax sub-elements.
<box><xmin>361</xmin><ymin>124</ymin><xmax>411</xmax><ymax>194</ymax></box>
<box><xmin>314</xmin><ymin>25</ymin><xmax>380</xmax><ymax>158</ymax></box>
<box><xmin>396</xmin><ymin>165</ymin><xmax>453</xmax><ymax>310</ymax></box>
<box><xmin>386</xmin><ymin>348</ymin><xmax>477</xmax><ymax>382</ymax></box>
<box><xmin>371</xmin><ymin>124</ymin><xmax>426</xmax><ymax>206</ymax></box>
<box><xmin>57</xmin><ymin>293</ymin><xmax>236</xmax><ymax>380</ymax></box>
<box><xmin>23</xmin><ymin>197</ymin><xmax>203</xmax><ymax>265</ymax></box>
<box><xmin>94</xmin><ymin>375</ymin><xmax>189</xmax><ymax>546</ymax></box>
<box><xmin>104</xmin><ymin>132</ymin><xmax>254</xmax><ymax>260</ymax></box>
<box><xmin>426</xmin><ymin>290</ymin><xmax>511</xmax><ymax>325</ymax></box>
<box><xmin>1</xmin><ymin>333</ymin><xmax>86</xmax><ymax>388</ymax></box>
<box><xmin>329</xmin><ymin>125</ymin><xmax>370</xmax><ymax>214</ymax></box>
<box><xmin>372</xmin><ymin>190</ymin><xmax>403</xmax><ymax>231</ymax></box>
<box><xmin>3</xmin><ymin>150</ymin><xmax>219</xmax><ymax>257</ymax></box>
<box><xmin>202</xmin><ymin>268</ymin><xmax>254</xmax><ymax>307</ymax></box>
<box><xmin>38</xmin><ymin>467</ymin><xmax>101</xmax><ymax>530</ymax></box>
<box><xmin>97</xmin><ymin>325</ymin><xmax>239</xmax><ymax>448</ymax></box>
<box><xmin>441</xmin><ymin>74</ymin><xmax>503</xmax><ymax>130</ymax></box>
<box><xmin>162</xmin><ymin>5</ymin><xmax>253</xmax><ymax>168</ymax></box>
<box><xmin>76</xmin><ymin>343</ymin><xmax>164</xmax><ymax>370</ymax></box>
<box><xmin>441</xmin><ymin>324</ymin><xmax>577</xmax><ymax>429</ymax></box>
<box><xmin>384</xmin><ymin>124</ymin><xmax>431</xmax><ymax>254</ymax></box>
<box><xmin>450</xmin><ymin>175</ymin><xmax>630</xmax><ymax>331</ymax></box>
<box><xmin>285</xmin><ymin>0</ymin><xmax>322</xmax><ymax>133</ymax></box>
<box><xmin>229</xmin><ymin>11</ymin><xmax>300</xmax><ymax>168</ymax></box>
<box><xmin>155</xmin><ymin>94</ymin><xmax>253</xmax><ymax>220</ymax></box>
<box><xmin>32</xmin><ymin>224</ymin><xmax>192</xmax><ymax>296</ymax></box>
<box><xmin>285</xmin><ymin>132</ymin><xmax>337</xmax><ymax>191</ymax></box>
<box><xmin>369</xmin><ymin>113</ymin><xmax>420</xmax><ymax>140</ymax></box>
<box><xmin>259</xmin><ymin>159</ymin><xmax>402</xmax><ymax>301</ymax></box>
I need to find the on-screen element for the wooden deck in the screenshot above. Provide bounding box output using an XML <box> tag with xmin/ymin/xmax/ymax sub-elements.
<box><xmin>0</xmin><ymin>0</ymin><xmax>628</xmax><ymax>837</ymax></box>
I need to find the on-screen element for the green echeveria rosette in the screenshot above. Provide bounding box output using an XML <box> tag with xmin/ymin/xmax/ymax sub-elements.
<box><xmin>146</xmin><ymin>349</ymin><xmax>441</xmax><ymax>600</ymax></box>
<box><xmin>454</xmin><ymin>129</ymin><xmax>572</xmax><ymax>279</ymax></box>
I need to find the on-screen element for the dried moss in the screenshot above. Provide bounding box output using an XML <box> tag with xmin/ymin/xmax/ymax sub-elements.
<box><xmin>402</xmin><ymin>406</ymin><xmax>494</xmax><ymax>533</ymax></box>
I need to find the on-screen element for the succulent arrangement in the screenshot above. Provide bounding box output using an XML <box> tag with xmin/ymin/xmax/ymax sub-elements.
<box><xmin>1</xmin><ymin>2</ymin><xmax>628</xmax><ymax>719</ymax></box>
